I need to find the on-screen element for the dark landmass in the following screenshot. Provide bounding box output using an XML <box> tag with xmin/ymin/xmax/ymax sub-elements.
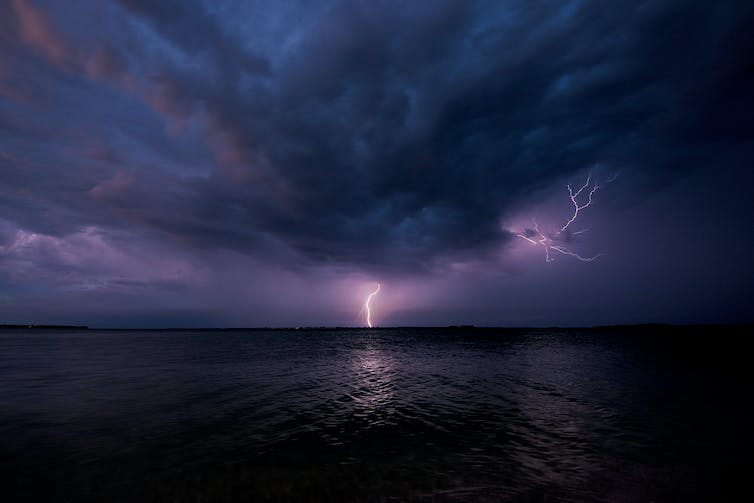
<box><xmin>90</xmin><ymin>323</ymin><xmax>754</xmax><ymax>333</ymax></box>
<box><xmin>2</xmin><ymin>323</ymin><xmax>751</xmax><ymax>332</ymax></box>
<box><xmin>0</xmin><ymin>324</ymin><xmax>89</xmax><ymax>330</ymax></box>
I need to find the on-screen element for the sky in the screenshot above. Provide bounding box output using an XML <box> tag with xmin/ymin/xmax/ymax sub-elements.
<box><xmin>1</xmin><ymin>0</ymin><xmax>753</xmax><ymax>327</ymax></box>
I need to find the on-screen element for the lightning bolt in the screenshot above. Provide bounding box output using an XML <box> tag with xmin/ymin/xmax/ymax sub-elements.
<box><xmin>516</xmin><ymin>172</ymin><xmax>610</xmax><ymax>263</ymax></box>
<box><xmin>562</xmin><ymin>173</ymin><xmax>599</xmax><ymax>232</ymax></box>
<box><xmin>516</xmin><ymin>218</ymin><xmax>555</xmax><ymax>262</ymax></box>
<box><xmin>550</xmin><ymin>245</ymin><xmax>604</xmax><ymax>262</ymax></box>
<box><xmin>365</xmin><ymin>283</ymin><xmax>381</xmax><ymax>328</ymax></box>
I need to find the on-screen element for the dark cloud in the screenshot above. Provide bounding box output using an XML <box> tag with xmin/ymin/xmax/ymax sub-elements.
<box><xmin>115</xmin><ymin>0</ymin><xmax>270</xmax><ymax>75</ymax></box>
<box><xmin>1</xmin><ymin>0</ymin><xmax>753</xmax><ymax>325</ymax></box>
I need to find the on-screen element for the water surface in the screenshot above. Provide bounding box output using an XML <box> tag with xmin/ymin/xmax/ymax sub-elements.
<box><xmin>0</xmin><ymin>327</ymin><xmax>749</xmax><ymax>501</ymax></box>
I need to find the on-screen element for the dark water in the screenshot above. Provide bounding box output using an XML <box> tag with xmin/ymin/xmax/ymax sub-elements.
<box><xmin>0</xmin><ymin>327</ymin><xmax>749</xmax><ymax>502</ymax></box>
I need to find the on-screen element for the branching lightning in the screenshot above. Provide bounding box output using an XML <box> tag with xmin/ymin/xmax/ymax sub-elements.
<box><xmin>550</xmin><ymin>245</ymin><xmax>603</xmax><ymax>262</ymax></box>
<box><xmin>365</xmin><ymin>283</ymin><xmax>381</xmax><ymax>328</ymax></box>
<box><xmin>516</xmin><ymin>218</ymin><xmax>556</xmax><ymax>262</ymax></box>
<box><xmin>562</xmin><ymin>173</ymin><xmax>599</xmax><ymax>232</ymax></box>
<box><xmin>516</xmin><ymin>172</ymin><xmax>613</xmax><ymax>263</ymax></box>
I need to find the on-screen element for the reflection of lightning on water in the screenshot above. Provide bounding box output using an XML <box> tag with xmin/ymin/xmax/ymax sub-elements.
<box><xmin>365</xmin><ymin>283</ymin><xmax>381</xmax><ymax>328</ymax></box>
<box><xmin>517</xmin><ymin>172</ymin><xmax>613</xmax><ymax>263</ymax></box>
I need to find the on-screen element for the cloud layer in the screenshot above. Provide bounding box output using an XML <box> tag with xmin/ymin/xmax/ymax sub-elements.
<box><xmin>2</xmin><ymin>0</ymin><xmax>753</xmax><ymax>325</ymax></box>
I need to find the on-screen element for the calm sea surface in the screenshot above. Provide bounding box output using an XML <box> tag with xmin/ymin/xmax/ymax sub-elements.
<box><xmin>0</xmin><ymin>327</ymin><xmax>749</xmax><ymax>501</ymax></box>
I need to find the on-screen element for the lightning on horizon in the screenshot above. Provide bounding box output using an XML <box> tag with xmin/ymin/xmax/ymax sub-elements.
<box><xmin>365</xmin><ymin>283</ymin><xmax>381</xmax><ymax>328</ymax></box>
<box><xmin>516</xmin><ymin>172</ymin><xmax>613</xmax><ymax>263</ymax></box>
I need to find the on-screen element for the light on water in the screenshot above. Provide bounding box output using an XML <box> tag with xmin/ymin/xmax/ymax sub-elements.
<box><xmin>0</xmin><ymin>326</ymin><xmax>749</xmax><ymax>501</ymax></box>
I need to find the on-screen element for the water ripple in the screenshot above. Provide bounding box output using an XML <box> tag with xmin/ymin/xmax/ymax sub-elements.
<box><xmin>0</xmin><ymin>328</ymin><xmax>749</xmax><ymax>501</ymax></box>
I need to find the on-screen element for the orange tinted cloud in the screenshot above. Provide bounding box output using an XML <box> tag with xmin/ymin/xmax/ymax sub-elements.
<box><xmin>11</xmin><ymin>0</ymin><xmax>74</xmax><ymax>68</ymax></box>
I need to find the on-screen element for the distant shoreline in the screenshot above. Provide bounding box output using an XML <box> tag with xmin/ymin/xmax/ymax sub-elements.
<box><xmin>1</xmin><ymin>323</ymin><xmax>751</xmax><ymax>332</ymax></box>
<box><xmin>0</xmin><ymin>324</ymin><xmax>89</xmax><ymax>330</ymax></box>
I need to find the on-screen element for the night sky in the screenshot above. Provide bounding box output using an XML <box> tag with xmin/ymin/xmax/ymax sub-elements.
<box><xmin>1</xmin><ymin>0</ymin><xmax>753</xmax><ymax>327</ymax></box>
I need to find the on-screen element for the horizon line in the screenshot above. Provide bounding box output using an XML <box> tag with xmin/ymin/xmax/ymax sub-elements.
<box><xmin>2</xmin><ymin>322</ymin><xmax>752</xmax><ymax>331</ymax></box>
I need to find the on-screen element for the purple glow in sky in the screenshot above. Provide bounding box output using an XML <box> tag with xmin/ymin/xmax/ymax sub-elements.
<box><xmin>515</xmin><ymin>173</ymin><xmax>611</xmax><ymax>263</ymax></box>
<box><xmin>1</xmin><ymin>0</ymin><xmax>754</xmax><ymax>326</ymax></box>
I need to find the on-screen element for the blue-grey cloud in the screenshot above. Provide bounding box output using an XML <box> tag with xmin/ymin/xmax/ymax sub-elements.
<box><xmin>2</xmin><ymin>0</ymin><xmax>753</xmax><ymax>325</ymax></box>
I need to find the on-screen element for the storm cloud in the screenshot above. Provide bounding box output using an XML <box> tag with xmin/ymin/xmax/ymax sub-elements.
<box><xmin>2</xmin><ymin>0</ymin><xmax>753</xmax><ymax>326</ymax></box>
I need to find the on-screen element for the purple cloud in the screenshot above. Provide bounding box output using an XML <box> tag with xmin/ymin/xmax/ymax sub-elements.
<box><xmin>1</xmin><ymin>0</ymin><xmax>753</xmax><ymax>325</ymax></box>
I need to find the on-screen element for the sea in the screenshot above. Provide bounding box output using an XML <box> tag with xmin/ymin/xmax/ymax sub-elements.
<box><xmin>0</xmin><ymin>326</ymin><xmax>749</xmax><ymax>501</ymax></box>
